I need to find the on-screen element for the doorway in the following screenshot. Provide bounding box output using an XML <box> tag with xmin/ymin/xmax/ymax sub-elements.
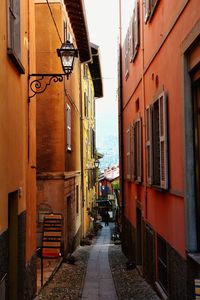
<box><xmin>8</xmin><ymin>191</ymin><xmax>19</xmax><ymax>300</ymax></box>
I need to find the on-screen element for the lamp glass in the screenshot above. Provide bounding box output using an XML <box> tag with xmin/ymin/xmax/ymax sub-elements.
<box><xmin>57</xmin><ymin>41</ymin><xmax>77</xmax><ymax>76</ymax></box>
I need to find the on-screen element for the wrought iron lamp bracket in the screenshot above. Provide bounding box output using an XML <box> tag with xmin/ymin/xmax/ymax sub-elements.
<box><xmin>28</xmin><ymin>73</ymin><xmax>68</xmax><ymax>100</ymax></box>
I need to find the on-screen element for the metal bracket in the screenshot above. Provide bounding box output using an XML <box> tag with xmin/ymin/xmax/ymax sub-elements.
<box><xmin>28</xmin><ymin>74</ymin><xmax>67</xmax><ymax>100</ymax></box>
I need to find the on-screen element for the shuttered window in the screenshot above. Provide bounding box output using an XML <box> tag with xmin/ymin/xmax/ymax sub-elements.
<box><xmin>144</xmin><ymin>0</ymin><xmax>159</xmax><ymax>23</ymax></box>
<box><xmin>130</xmin><ymin>2</ymin><xmax>140</xmax><ymax>62</ymax></box>
<box><xmin>126</xmin><ymin>127</ymin><xmax>131</xmax><ymax>179</ymax></box>
<box><xmin>84</xmin><ymin>92</ymin><xmax>88</xmax><ymax>118</ymax></box>
<box><xmin>146</xmin><ymin>92</ymin><xmax>168</xmax><ymax>189</ymax></box>
<box><xmin>66</xmin><ymin>104</ymin><xmax>71</xmax><ymax>151</ymax></box>
<box><xmin>146</xmin><ymin>106</ymin><xmax>153</xmax><ymax>185</ymax></box>
<box><xmin>125</xmin><ymin>30</ymin><xmax>129</xmax><ymax>78</ymax></box>
<box><xmin>132</xmin><ymin>118</ymin><xmax>142</xmax><ymax>182</ymax></box>
<box><xmin>7</xmin><ymin>0</ymin><xmax>24</xmax><ymax>73</ymax></box>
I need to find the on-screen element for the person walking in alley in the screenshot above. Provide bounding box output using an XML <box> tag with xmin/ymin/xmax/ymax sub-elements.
<box><xmin>104</xmin><ymin>210</ymin><xmax>110</xmax><ymax>226</ymax></box>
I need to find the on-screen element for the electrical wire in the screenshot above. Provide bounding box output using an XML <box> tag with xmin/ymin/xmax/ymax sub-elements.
<box><xmin>46</xmin><ymin>0</ymin><xmax>62</xmax><ymax>44</ymax></box>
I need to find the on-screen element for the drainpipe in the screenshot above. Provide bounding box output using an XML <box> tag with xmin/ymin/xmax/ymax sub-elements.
<box><xmin>141</xmin><ymin>1</ymin><xmax>148</xmax><ymax>220</ymax></box>
<box><xmin>118</xmin><ymin>0</ymin><xmax>124</xmax><ymax>226</ymax></box>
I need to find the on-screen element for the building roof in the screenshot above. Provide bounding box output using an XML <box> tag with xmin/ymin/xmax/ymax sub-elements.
<box><xmin>89</xmin><ymin>43</ymin><xmax>103</xmax><ymax>98</ymax></box>
<box><xmin>98</xmin><ymin>166</ymin><xmax>119</xmax><ymax>182</ymax></box>
<box><xmin>65</xmin><ymin>0</ymin><xmax>91</xmax><ymax>63</ymax></box>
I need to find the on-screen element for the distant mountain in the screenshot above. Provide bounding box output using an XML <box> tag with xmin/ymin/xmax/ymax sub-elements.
<box><xmin>97</xmin><ymin>134</ymin><xmax>119</xmax><ymax>171</ymax></box>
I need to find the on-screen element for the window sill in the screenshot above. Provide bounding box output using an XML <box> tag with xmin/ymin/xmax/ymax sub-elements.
<box><xmin>7</xmin><ymin>48</ymin><xmax>25</xmax><ymax>74</ymax></box>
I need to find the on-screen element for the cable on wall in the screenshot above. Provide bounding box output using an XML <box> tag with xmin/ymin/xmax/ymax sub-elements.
<box><xmin>46</xmin><ymin>0</ymin><xmax>62</xmax><ymax>44</ymax></box>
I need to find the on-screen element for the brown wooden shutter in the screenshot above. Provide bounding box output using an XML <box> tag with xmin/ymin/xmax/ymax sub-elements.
<box><xmin>144</xmin><ymin>0</ymin><xmax>150</xmax><ymax>23</ymax></box>
<box><xmin>131</xmin><ymin>124</ymin><xmax>136</xmax><ymax>181</ymax></box>
<box><xmin>146</xmin><ymin>106</ymin><xmax>153</xmax><ymax>185</ymax></box>
<box><xmin>129</xmin><ymin>10</ymin><xmax>134</xmax><ymax>62</ymax></box>
<box><xmin>134</xmin><ymin>1</ymin><xmax>139</xmax><ymax>52</ymax></box>
<box><xmin>125</xmin><ymin>30</ymin><xmax>129</xmax><ymax>77</ymax></box>
<box><xmin>159</xmin><ymin>92</ymin><xmax>168</xmax><ymax>189</ymax></box>
<box><xmin>137</xmin><ymin>118</ymin><xmax>142</xmax><ymax>182</ymax></box>
<box><xmin>126</xmin><ymin>127</ymin><xmax>131</xmax><ymax>179</ymax></box>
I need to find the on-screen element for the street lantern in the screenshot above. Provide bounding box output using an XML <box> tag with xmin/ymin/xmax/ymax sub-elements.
<box><xmin>94</xmin><ymin>160</ymin><xmax>100</xmax><ymax>168</ymax></box>
<box><xmin>29</xmin><ymin>40</ymin><xmax>79</xmax><ymax>99</ymax></box>
<box><xmin>57</xmin><ymin>41</ymin><xmax>78</xmax><ymax>79</ymax></box>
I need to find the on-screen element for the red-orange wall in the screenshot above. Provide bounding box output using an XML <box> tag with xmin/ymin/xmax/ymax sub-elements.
<box><xmin>121</xmin><ymin>0</ymin><xmax>200</xmax><ymax>257</ymax></box>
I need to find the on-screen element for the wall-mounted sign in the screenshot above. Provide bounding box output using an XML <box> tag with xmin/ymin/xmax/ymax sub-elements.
<box><xmin>42</xmin><ymin>213</ymin><xmax>63</xmax><ymax>258</ymax></box>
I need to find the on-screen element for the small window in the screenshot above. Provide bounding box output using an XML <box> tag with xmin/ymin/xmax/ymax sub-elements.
<box><xmin>66</xmin><ymin>104</ymin><xmax>71</xmax><ymax>151</ymax></box>
<box><xmin>146</xmin><ymin>91</ymin><xmax>168</xmax><ymax>189</ymax></box>
<box><xmin>7</xmin><ymin>0</ymin><xmax>24</xmax><ymax>73</ymax></box>
<box><xmin>144</xmin><ymin>0</ymin><xmax>159</xmax><ymax>23</ymax></box>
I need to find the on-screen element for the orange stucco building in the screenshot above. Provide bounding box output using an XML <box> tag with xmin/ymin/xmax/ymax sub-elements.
<box><xmin>35</xmin><ymin>0</ymin><xmax>91</xmax><ymax>257</ymax></box>
<box><xmin>119</xmin><ymin>0</ymin><xmax>200</xmax><ymax>298</ymax></box>
<box><xmin>0</xmin><ymin>0</ymin><xmax>37</xmax><ymax>299</ymax></box>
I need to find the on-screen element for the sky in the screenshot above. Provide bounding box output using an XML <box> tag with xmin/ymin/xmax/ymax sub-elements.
<box><xmin>84</xmin><ymin>0</ymin><xmax>119</xmax><ymax>148</ymax></box>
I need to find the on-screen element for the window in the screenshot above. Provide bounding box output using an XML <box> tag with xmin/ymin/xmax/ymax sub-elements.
<box><xmin>124</xmin><ymin>30</ymin><xmax>129</xmax><ymax>78</ymax></box>
<box><xmin>157</xmin><ymin>235</ymin><xmax>168</xmax><ymax>293</ymax></box>
<box><xmin>144</xmin><ymin>0</ymin><xmax>159</xmax><ymax>23</ymax></box>
<box><xmin>90</xmin><ymin>128</ymin><xmax>95</xmax><ymax>159</ymax></box>
<box><xmin>146</xmin><ymin>91</ymin><xmax>168</xmax><ymax>189</ymax></box>
<box><xmin>126</xmin><ymin>127</ymin><xmax>131</xmax><ymax>179</ymax></box>
<box><xmin>66</xmin><ymin>104</ymin><xmax>71</xmax><ymax>151</ymax></box>
<box><xmin>132</xmin><ymin>118</ymin><xmax>142</xmax><ymax>182</ymax></box>
<box><xmin>7</xmin><ymin>0</ymin><xmax>24</xmax><ymax>73</ymax></box>
<box><xmin>84</xmin><ymin>92</ymin><xmax>88</xmax><ymax>118</ymax></box>
<box><xmin>129</xmin><ymin>1</ymin><xmax>140</xmax><ymax>62</ymax></box>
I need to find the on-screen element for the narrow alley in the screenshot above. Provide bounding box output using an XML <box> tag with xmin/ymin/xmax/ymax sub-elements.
<box><xmin>35</xmin><ymin>224</ymin><xmax>160</xmax><ymax>300</ymax></box>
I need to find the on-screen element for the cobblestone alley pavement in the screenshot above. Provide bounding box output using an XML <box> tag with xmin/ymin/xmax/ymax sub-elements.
<box><xmin>35</xmin><ymin>224</ymin><xmax>160</xmax><ymax>300</ymax></box>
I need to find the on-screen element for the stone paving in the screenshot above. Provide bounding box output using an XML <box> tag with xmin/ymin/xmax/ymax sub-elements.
<box><xmin>35</xmin><ymin>223</ymin><xmax>161</xmax><ymax>300</ymax></box>
<box><xmin>82</xmin><ymin>225</ymin><xmax>117</xmax><ymax>300</ymax></box>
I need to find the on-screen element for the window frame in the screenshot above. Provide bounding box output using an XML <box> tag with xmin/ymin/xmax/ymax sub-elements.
<box><xmin>7</xmin><ymin>0</ymin><xmax>25</xmax><ymax>74</ymax></box>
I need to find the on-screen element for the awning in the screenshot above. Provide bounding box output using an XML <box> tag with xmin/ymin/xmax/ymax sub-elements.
<box><xmin>89</xmin><ymin>43</ymin><xmax>103</xmax><ymax>98</ymax></box>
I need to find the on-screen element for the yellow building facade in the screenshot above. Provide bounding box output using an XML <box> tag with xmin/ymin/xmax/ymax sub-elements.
<box><xmin>81</xmin><ymin>44</ymin><xmax>103</xmax><ymax>236</ymax></box>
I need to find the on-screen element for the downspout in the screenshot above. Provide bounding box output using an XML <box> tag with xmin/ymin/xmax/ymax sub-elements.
<box><xmin>141</xmin><ymin>1</ymin><xmax>148</xmax><ymax>220</ymax></box>
<box><xmin>118</xmin><ymin>0</ymin><xmax>124</xmax><ymax>225</ymax></box>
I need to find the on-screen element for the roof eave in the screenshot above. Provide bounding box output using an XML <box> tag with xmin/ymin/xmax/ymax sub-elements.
<box><xmin>65</xmin><ymin>0</ymin><xmax>92</xmax><ymax>63</ymax></box>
